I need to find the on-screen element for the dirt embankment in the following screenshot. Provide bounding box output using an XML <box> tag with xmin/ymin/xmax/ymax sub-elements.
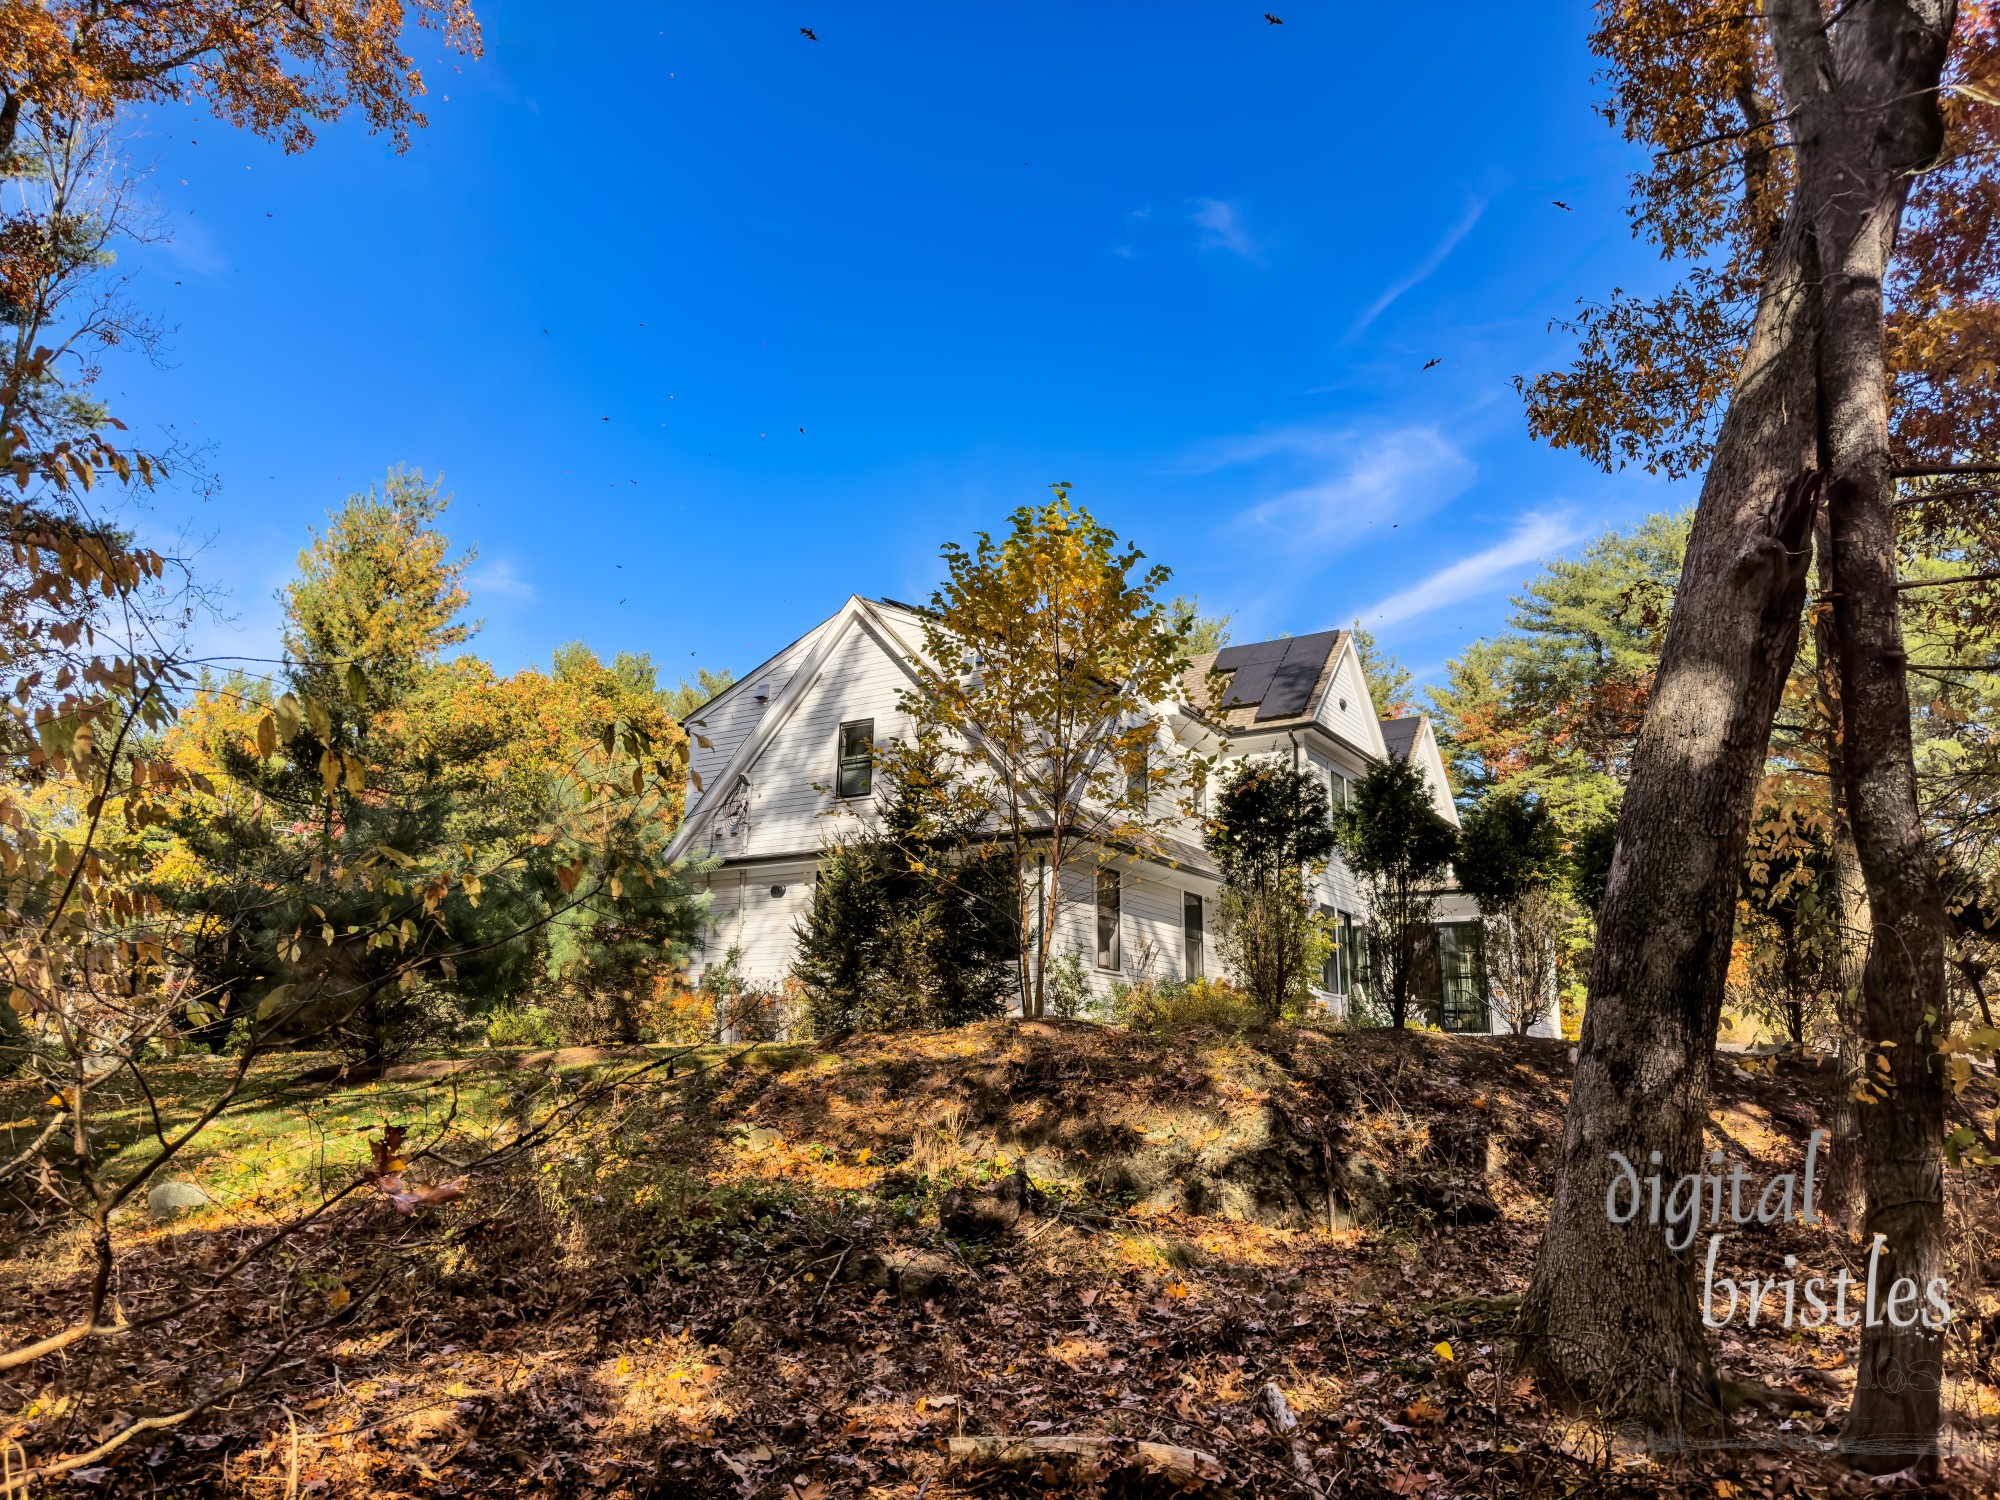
<box><xmin>701</xmin><ymin>1020</ymin><xmax>1837</xmax><ymax>1232</ymax></box>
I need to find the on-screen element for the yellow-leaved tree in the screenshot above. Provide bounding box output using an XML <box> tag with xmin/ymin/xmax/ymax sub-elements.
<box><xmin>898</xmin><ymin>489</ymin><xmax>1195</xmax><ymax>1018</ymax></box>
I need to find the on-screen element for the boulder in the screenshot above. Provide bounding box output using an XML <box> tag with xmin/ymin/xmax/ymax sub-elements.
<box><xmin>147</xmin><ymin>1181</ymin><xmax>210</xmax><ymax>1220</ymax></box>
<box><xmin>940</xmin><ymin>1166</ymin><xmax>1034</xmax><ymax>1240</ymax></box>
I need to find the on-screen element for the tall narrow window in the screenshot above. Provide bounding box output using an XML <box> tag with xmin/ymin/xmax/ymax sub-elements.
<box><xmin>1096</xmin><ymin>868</ymin><xmax>1122</xmax><ymax>971</ymax></box>
<box><xmin>1183</xmin><ymin>891</ymin><xmax>1204</xmax><ymax>980</ymax></box>
<box><xmin>836</xmin><ymin>719</ymin><xmax>874</xmax><ymax>798</ymax></box>
<box><xmin>1340</xmin><ymin>913</ymin><xmax>1361</xmax><ymax>999</ymax></box>
<box><xmin>1126</xmin><ymin>744</ymin><xmax>1149</xmax><ymax>806</ymax></box>
<box><xmin>1319</xmin><ymin>904</ymin><xmax>1342</xmax><ymax>992</ymax></box>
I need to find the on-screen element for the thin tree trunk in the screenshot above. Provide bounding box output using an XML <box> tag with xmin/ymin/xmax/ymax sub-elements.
<box><xmin>1516</xmin><ymin>219</ymin><xmax>1823</xmax><ymax>1431</ymax></box>
<box><xmin>1770</xmin><ymin>0</ymin><xmax>1957</xmax><ymax>1469</ymax></box>
<box><xmin>1815</xmin><ymin>511</ymin><xmax>1873</xmax><ymax>1227</ymax></box>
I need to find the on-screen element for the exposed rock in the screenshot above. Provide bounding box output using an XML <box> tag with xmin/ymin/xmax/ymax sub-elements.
<box><xmin>147</xmin><ymin>1181</ymin><xmax>210</xmax><ymax>1219</ymax></box>
<box><xmin>940</xmin><ymin>1166</ymin><xmax>1034</xmax><ymax>1239</ymax></box>
<box><xmin>840</xmin><ymin>1247</ymin><xmax>961</xmax><ymax>1304</ymax></box>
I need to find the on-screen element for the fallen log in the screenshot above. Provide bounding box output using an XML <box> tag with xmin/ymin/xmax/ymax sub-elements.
<box><xmin>1261</xmin><ymin>1381</ymin><xmax>1322</xmax><ymax>1496</ymax></box>
<box><xmin>946</xmin><ymin>1434</ymin><xmax>1225</xmax><ymax>1486</ymax></box>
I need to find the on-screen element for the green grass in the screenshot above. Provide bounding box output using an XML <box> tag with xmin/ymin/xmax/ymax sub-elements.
<box><xmin>0</xmin><ymin>1041</ymin><xmax>739</xmax><ymax>1227</ymax></box>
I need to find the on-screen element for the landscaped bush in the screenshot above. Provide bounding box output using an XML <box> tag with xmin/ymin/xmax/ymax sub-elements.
<box><xmin>1110</xmin><ymin>976</ymin><xmax>1260</xmax><ymax>1035</ymax></box>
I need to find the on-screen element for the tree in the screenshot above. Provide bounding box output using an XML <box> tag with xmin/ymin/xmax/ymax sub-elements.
<box><xmin>1457</xmin><ymin>789</ymin><xmax>1567</xmax><ymax>1036</ymax></box>
<box><xmin>156</xmin><ymin>475</ymin><xmax>693</xmax><ymax>1066</ymax></box>
<box><xmin>1513</xmin><ymin>0</ymin><xmax>1971</xmax><ymax>1456</ymax></box>
<box><xmin>533</xmin><ymin>648</ymin><xmax>707</xmax><ymax>1042</ymax></box>
<box><xmin>1203</xmin><ymin>761</ymin><xmax>1336</xmax><ymax>1021</ymax></box>
<box><xmin>0</xmin><ymin>2</ymin><xmax>479</xmax><ymax>161</ymax></box>
<box><xmin>1735</xmin><ymin>792</ymin><xmax>1840</xmax><ymax>1047</ymax></box>
<box><xmin>1427</xmin><ymin>513</ymin><xmax>1689</xmax><ymax>823</ymax></box>
<box><xmin>900</xmin><ymin>488</ymin><xmax>1192</xmax><ymax>1018</ymax></box>
<box><xmin>1351</xmin><ymin>622</ymin><xmax>1415</xmax><ymax>717</ymax></box>
<box><xmin>1337</xmin><ymin>757</ymin><xmax>1457</xmax><ymax>1028</ymax></box>
<box><xmin>1167</xmin><ymin>594</ymin><xmax>1232</xmax><ymax>660</ymax></box>
<box><xmin>792</xmin><ymin>732</ymin><xmax>1017</xmax><ymax>1035</ymax></box>
<box><xmin>661</xmin><ymin>666</ymin><xmax>736</xmax><ymax>722</ymax></box>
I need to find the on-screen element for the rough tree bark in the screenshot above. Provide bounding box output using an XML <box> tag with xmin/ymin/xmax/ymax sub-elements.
<box><xmin>1813</xmin><ymin>513</ymin><xmax>1873</xmax><ymax>1228</ymax></box>
<box><xmin>1515</xmin><ymin>242</ymin><xmax>1823</xmax><ymax>1429</ymax></box>
<box><xmin>1768</xmin><ymin>0</ymin><xmax>1957</xmax><ymax>1471</ymax></box>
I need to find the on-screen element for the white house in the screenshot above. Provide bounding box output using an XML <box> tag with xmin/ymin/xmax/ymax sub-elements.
<box><xmin>663</xmin><ymin>595</ymin><xmax>1554</xmax><ymax>1035</ymax></box>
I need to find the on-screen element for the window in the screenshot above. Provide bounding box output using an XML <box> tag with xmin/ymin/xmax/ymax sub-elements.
<box><xmin>1183</xmin><ymin>891</ymin><xmax>1204</xmax><ymax>980</ymax></box>
<box><xmin>1439</xmin><ymin>922</ymin><xmax>1491</xmax><ymax>1033</ymax></box>
<box><xmin>1096</xmin><ymin>869</ymin><xmax>1122</xmax><ymax>971</ymax></box>
<box><xmin>1319</xmin><ymin>904</ymin><xmax>1342</xmax><ymax>992</ymax></box>
<box><xmin>1340</xmin><ymin>914</ymin><xmax>1362</xmax><ymax>1001</ymax></box>
<box><xmin>1126</xmin><ymin>745</ymin><xmax>1149</xmax><ymax>807</ymax></box>
<box><xmin>1329</xmin><ymin>771</ymin><xmax>1350</xmax><ymax>815</ymax></box>
<box><xmin>836</xmin><ymin>719</ymin><xmax>874</xmax><ymax>798</ymax></box>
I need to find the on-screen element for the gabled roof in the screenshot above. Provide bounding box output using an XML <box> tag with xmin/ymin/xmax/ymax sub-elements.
<box><xmin>1180</xmin><ymin>629</ymin><xmax>1349</xmax><ymax>732</ymax></box>
<box><xmin>665</xmin><ymin>596</ymin><xmax>934</xmax><ymax>862</ymax></box>
<box><xmin>1379</xmin><ymin>716</ymin><xmax>1423</xmax><ymax>762</ymax></box>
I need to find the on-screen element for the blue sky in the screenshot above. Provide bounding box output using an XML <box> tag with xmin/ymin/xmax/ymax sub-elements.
<box><xmin>109</xmin><ymin>1</ymin><xmax>1694</xmax><ymax>699</ymax></box>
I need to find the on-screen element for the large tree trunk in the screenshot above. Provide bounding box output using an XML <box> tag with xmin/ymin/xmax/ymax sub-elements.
<box><xmin>1769</xmin><ymin>0</ymin><xmax>1957</xmax><ymax>1471</ymax></box>
<box><xmin>1515</xmin><ymin>222</ymin><xmax>1823</xmax><ymax>1430</ymax></box>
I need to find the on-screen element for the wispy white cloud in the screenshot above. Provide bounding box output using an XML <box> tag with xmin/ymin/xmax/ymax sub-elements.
<box><xmin>469</xmin><ymin>558</ymin><xmax>536</xmax><ymax>603</ymax></box>
<box><xmin>1189</xmin><ymin>198</ymin><xmax>1257</xmax><ymax>259</ymax></box>
<box><xmin>1188</xmin><ymin>422</ymin><xmax>1476</xmax><ymax>542</ymax></box>
<box><xmin>1356</xmin><ymin>511</ymin><xmax>1581</xmax><ymax>627</ymax></box>
<box><xmin>1345</xmin><ymin>198</ymin><xmax>1485</xmax><ymax>339</ymax></box>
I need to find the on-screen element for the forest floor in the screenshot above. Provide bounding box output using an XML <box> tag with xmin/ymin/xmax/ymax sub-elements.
<box><xmin>1</xmin><ymin>1020</ymin><xmax>1997</xmax><ymax>1499</ymax></box>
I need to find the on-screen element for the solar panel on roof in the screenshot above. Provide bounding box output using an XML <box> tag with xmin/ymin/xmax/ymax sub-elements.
<box><xmin>1212</xmin><ymin>640</ymin><xmax>1288</xmax><ymax>668</ymax></box>
<box><xmin>1255</xmin><ymin>630</ymin><xmax>1341</xmax><ymax>720</ymax></box>
<box><xmin>1220</xmin><ymin>660</ymin><xmax>1279</xmax><ymax>707</ymax></box>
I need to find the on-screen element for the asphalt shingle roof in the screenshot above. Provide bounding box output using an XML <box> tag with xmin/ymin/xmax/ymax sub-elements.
<box><xmin>1179</xmin><ymin>631</ymin><xmax>1349</xmax><ymax>732</ymax></box>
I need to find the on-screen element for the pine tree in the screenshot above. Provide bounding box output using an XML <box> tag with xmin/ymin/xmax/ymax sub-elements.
<box><xmin>792</xmin><ymin>733</ymin><xmax>1016</xmax><ymax>1035</ymax></box>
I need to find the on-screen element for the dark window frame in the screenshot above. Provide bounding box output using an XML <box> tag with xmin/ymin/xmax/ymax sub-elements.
<box><xmin>836</xmin><ymin>718</ymin><xmax>875</xmax><ymax>799</ymax></box>
<box><xmin>1096</xmin><ymin>868</ymin><xmax>1122</xmax><ymax>972</ymax></box>
<box><xmin>1183</xmin><ymin>890</ymin><xmax>1204</xmax><ymax>981</ymax></box>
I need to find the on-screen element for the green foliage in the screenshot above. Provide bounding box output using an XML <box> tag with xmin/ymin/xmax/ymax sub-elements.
<box><xmin>1568</xmin><ymin>811</ymin><xmax>1620</xmax><ymax>918</ymax></box>
<box><xmin>485</xmin><ymin>1003</ymin><xmax>561</xmax><ymax>1050</ymax></box>
<box><xmin>1456</xmin><ymin>788</ymin><xmax>1565</xmax><ymax>913</ymax></box>
<box><xmin>1351</xmin><ymin>622</ymin><xmax>1416</xmax><ymax>717</ymax></box>
<box><xmin>1111</xmin><ymin>975</ymin><xmax>1260</xmax><ymax>1034</ymax></box>
<box><xmin>556</xmin><ymin>644</ymin><xmax>736</xmax><ymax>725</ymax></box>
<box><xmin>1205</xmin><ymin>762</ymin><xmax>1337</xmax><ymax>1020</ymax></box>
<box><xmin>792</xmin><ymin>734</ymin><xmax>1017</xmax><ymax>1036</ymax></box>
<box><xmin>1166</xmin><ymin>594</ymin><xmax>1233</xmax><ymax>660</ymax></box>
<box><xmin>1428</xmin><ymin>511</ymin><xmax>1690</xmax><ymax>829</ymax></box>
<box><xmin>542</xmin><ymin>802</ymin><xmax>705</xmax><ymax>1043</ymax></box>
<box><xmin>661</xmin><ymin>667</ymin><xmax>737</xmax><ymax>722</ymax></box>
<box><xmin>1338</xmin><ymin>756</ymin><xmax>1458</xmax><ymax>1029</ymax></box>
<box><xmin>284</xmin><ymin>467</ymin><xmax>475</xmax><ymax>703</ymax></box>
<box><xmin>154</xmin><ymin>473</ymin><xmax>694</xmax><ymax>1066</ymax></box>
<box><xmin>1045</xmin><ymin>951</ymin><xmax>1092</xmax><ymax>1020</ymax></box>
<box><xmin>1457</xmin><ymin>789</ymin><xmax>1574</xmax><ymax>1036</ymax></box>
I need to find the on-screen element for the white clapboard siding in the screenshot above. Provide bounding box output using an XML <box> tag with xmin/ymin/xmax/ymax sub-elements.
<box><xmin>729</xmin><ymin>619</ymin><xmax>917</xmax><ymax>862</ymax></box>
<box><xmin>1313</xmin><ymin>642</ymin><xmax>1390</xmax><ymax>758</ymax></box>
<box><xmin>694</xmin><ymin>862</ymin><xmax>817</xmax><ymax>986</ymax></box>
<box><xmin>684</xmin><ymin>625</ymin><xmax>828</xmax><ymax>820</ymax></box>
